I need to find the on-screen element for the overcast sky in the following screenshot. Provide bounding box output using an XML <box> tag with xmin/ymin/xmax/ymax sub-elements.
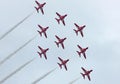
<box><xmin>0</xmin><ymin>0</ymin><xmax>120</xmax><ymax>84</ymax></box>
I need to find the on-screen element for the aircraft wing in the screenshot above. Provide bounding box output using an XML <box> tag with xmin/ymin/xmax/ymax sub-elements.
<box><xmin>80</xmin><ymin>31</ymin><xmax>84</xmax><ymax>37</ymax></box>
<box><xmin>87</xmin><ymin>75</ymin><xmax>91</xmax><ymax>81</ymax></box>
<box><xmin>35</xmin><ymin>1</ymin><xmax>40</xmax><ymax>6</ymax></box>
<box><xmin>81</xmin><ymin>67</ymin><xmax>86</xmax><ymax>73</ymax></box>
<box><xmin>40</xmin><ymin>8</ymin><xmax>44</xmax><ymax>14</ymax></box>
<box><xmin>58</xmin><ymin>57</ymin><xmax>63</xmax><ymax>62</ymax></box>
<box><xmin>64</xmin><ymin>65</ymin><xmax>67</xmax><ymax>71</ymax></box>
<box><xmin>77</xmin><ymin>45</ymin><xmax>82</xmax><ymax>50</ymax></box>
<box><xmin>55</xmin><ymin>35</ymin><xmax>60</xmax><ymax>40</ymax></box>
<box><xmin>38</xmin><ymin>25</ymin><xmax>43</xmax><ymax>29</ymax></box>
<box><xmin>83</xmin><ymin>53</ymin><xmax>86</xmax><ymax>59</ymax></box>
<box><xmin>61</xmin><ymin>43</ymin><xmax>65</xmax><ymax>49</ymax></box>
<box><xmin>56</xmin><ymin>12</ymin><xmax>61</xmax><ymax>17</ymax></box>
<box><xmin>43</xmin><ymin>32</ymin><xmax>47</xmax><ymax>38</ymax></box>
<box><xmin>43</xmin><ymin>2</ymin><xmax>46</xmax><ymax>5</ymax></box>
<box><xmin>74</xmin><ymin>23</ymin><xmax>79</xmax><ymax>29</ymax></box>
<box><xmin>44</xmin><ymin>53</ymin><xmax>47</xmax><ymax>60</ymax></box>
<box><xmin>46</xmin><ymin>27</ymin><xmax>49</xmax><ymax>30</ymax></box>
<box><xmin>62</xmin><ymin>20</ymin><xmax>65</xmax><ymax>26</ymax></box>
<box><xmin>38</xmin><ymin>46</ymin><xmax>43</xmax><ymax>51</ymax></box>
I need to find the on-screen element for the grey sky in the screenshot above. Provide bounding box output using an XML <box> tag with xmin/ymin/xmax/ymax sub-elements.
<box><xmin>0</xmin><ymin>0</ymin><xmax>120</xmax><ymax>84</ymax></box>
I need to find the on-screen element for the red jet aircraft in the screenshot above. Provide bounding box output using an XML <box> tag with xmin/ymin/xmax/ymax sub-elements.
<box><xmin>37</xmin><ymin>24</ymin><xmax>49</xmax><ymax>38</ymax></box>
<box><xmin>73</xmin><ymin>23</ymin><xmax>86</xmax><ymax>37</ymax></box>
<box><xmin>34</xmin><ymin>0</ymin><xmax>46</xmax><ymax>14</ymax></box>
<box><xmin>37</xmin><ymin>46</ymin><xmax>49</xmax><ymax>60</ymax></box>
<box><xmin>81</xmin><ymin>67</ymin><xmax>93</xmax><ymax>81</ymax></box>
<box><xmin>57</xmin><ymin>57</ymin><xmax>69</xmax><ymax>71</ymax></box>
<box><xmin>55</xmin><ymin>35</ymin><xmax>67</xmax><ymax>49</ymax></box>
<box><xmin>55</xmin><ymin>12</ymin><xmax>67</xmax><ymax>26</ymax></box>
<box><xmin>76</xmin><ymin>45</ymin><xmax>88</xmax><ymax>59</ymax></box>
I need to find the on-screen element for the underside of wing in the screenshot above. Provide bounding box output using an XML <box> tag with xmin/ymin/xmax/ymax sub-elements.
<box><xmin>43</xmin><ymin>32</ymin><xmax>47</xmax><ymax>38</ymax></box>
<box><xmin>44</xmin><ymin>53</ymin><xmax>47</xmax><ymax>60</ymax></box>
<box><xmin>61</xmin><ymin>43</ymin><xmax>65</xmax><ymax>49</ymax></box>
<box><xmin>77</xmin><ymin>45</ymin><xmax>82</xmax><ymax>50</ymax></box>
<box><xmin>55</xmin><ymin>35</ymin><xmax>60</xmax><ymax>40</ymax></box>
<box><xmin>87</xmin><ymin>75</ymin><xmax>91</xmax><ymax>81</ymax></box>
<box><xmin>80</xmin><ymin>31</ymin><xmax>84</xmax><ymax>37</ymax></box>
<box><xmin>62</xmin><ymin>20</ymin><xmax>65</xmax><ymax>26</ymax></box>
<box><xmin>40</xmin><ymin>8</ymin><xmax>44</xmax><ymax>14</ymax></box>
<box><xmin>38</xmin><ymin>25</ymin><xmax>43</xmax><ymax>29</ymax></box>
<box><xmin>56</xmin><ymin>12</ymin><xmax>61</xmax><ymax>17</ymax></box>
<box><xmin>35</xmin><ymin>1</ymin><xmax>40</xmax><ymax>6</ymax></box>
<box><xmin>38</xmin><ymin>46</ymin><xmax>43</xmax><ymax>51</ymax></box>
<box><xmin>64</xmin><ymin>65</ymin><xmax>67</xmax><ymax>71</ymax></box>
<box><xmin>58</xmin><ymin>57</ymin><xmax>63</xmax><ymax>62</ymax></box>
<box><xmin>81</xmin><ymin>67</ymin><xmax>86</xmax><ymax>73</ymax></box>
<box><xmin>74</xmin><ymin>23</ymin><xmax>79</xmax><ymax>28</ymax></box>
<box><xmin>83</xmin><ymin>53</ymin><xmax>86</xmax><ymax>59</ymax></box>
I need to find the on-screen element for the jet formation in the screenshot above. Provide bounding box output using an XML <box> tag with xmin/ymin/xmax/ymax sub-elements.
<box><xmin>34</xmin><ymin>0</ymin><xmax>93</xmax><ymax>82</ymax></box>
<box><xmin>0</xmin><ymin>0</ymin><xmax>94</xmax><ymax>83</ymax></box>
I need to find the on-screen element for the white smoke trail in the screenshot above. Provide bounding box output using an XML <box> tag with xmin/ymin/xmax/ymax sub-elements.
<box><xmin>0</xmin><ymin>58</ymin><xmax>36</xmax><ymax>84</ymax></box>
<box><xmin>0</xmin><ymin>34</ymin><xmax>37</xmax><ymax>66</ymax></box>
<box><xmin>0</xmin><ymin>11</ymin><xmax>34</xmax><ymax>41</ymax></box>
<box><xmin>31</xmin><ymin>68</ymin><xmax>57</xmax><ymax>84</ymax></box>
<box><xmin>69</xmin><ymin>77</ymin><xmax>80</xmax><ymax>84</ymax></box>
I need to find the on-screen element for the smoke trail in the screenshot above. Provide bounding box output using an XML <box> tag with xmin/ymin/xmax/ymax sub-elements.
<box><xmin>0</xmin><ymin>11</ymin><xmax>34</xmax><ymax>41</ymax></box>
<box><xmin>31</xmin><ymin>68</ymin><xmax>57</xmax><ymax>84</ymax></box>
<box><xmin>69</xmin><ymin>77</ymin><xmax>80</xmax><ymax>84</ymax></box>
<box><xmin>0</xmin><ymin>58</ymin><xmax>36</xmax><ymax>84</ymax></box>
<box><xmin>0</xmin><ymin>34</ymin><xmax>37</xmax><ymax>66</ymax></box>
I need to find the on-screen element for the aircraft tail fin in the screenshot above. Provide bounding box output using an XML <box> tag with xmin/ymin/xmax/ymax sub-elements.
<box><xmin>37</xmin><ymin>30</ymin><xmax>42</xmax><ymax>36</ymax></box>
<box><xmin>55</xmin><ymin>18</ymin><xmax>60</xmax><ymax>24</ymax></box>
<box><xmin>77</xmin><ymin>51</ymin><xmax>81</xmax><ymax>57</ymax></box>
<box><xmin>57</xmin><ymin>63</ymin><xmax>62</xmax><ymax>69</ymax></box>
<box><xmin>37</xmin><ymin>52</ymin><xmax>42</xmax><ymax>58</ymax></box>
<box><xmin>55</xmin><ymin>41</ymin><xmax>59</xmax><ymax>47</ymax></box>
<box><xmin>73</xmin><ymin>29</ymin><xmax>78</xmax><ymax>35</ymax></box>
<box><xmin>35</xmin><ymin>7</ymin><xmax>39</xmax><ymax>13</ymax></box>
<box><xmin>81</xmin><ymin>73</ymin><xmax>85</xmax><ymax>79</ymax></box>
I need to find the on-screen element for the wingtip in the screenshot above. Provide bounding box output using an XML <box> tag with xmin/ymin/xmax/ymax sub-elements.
<box><xmin>45</xmin><ymin>57</ymin><xmax>47</xmax><ymax>60</ymax></box>
<box><xmin>38</xmin><ymin>45</ymin><xmax>41</xmax><ymax>49</ymax></box>
<box><xmin>65</xmin><ymin>14</ymin><xmax>67</xmax><ymax>17</ymax></box>
<box><xmin>37</xmin><ymin>45</ymin><xmax>40</xmax><ymax>48</ymax></box>
<box><xmin>44</xmin><ymin>2</ymin><xmax>46</xmax><ymax>5</ymax></box>
<box><xmin>37</xmin><ymin>30</ymin><xmax>39</xmax><ymax>32</ymax></box>
<box><xmin>58</xmin><ymin>57</ymin><xmax>60</xmax><ymax>59</ymax></box>
<box><xmin>47</xmin><ymin>48</ymin><xmax>49</xmax><ymax>50</ymax></box>
<box><xmin>83</xmin><ymin>25</ymin><xmax>86</xmax><ymax>27</ymax></box>
<box><xmin>81</xmin><ymin>67</ymin><xmax>84</xmax><ymax>69</ymax></box>
<box><xmin>46</xmin><ymin>26</ymin><xmax>49</xmax><ymax>29</ymax></box>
